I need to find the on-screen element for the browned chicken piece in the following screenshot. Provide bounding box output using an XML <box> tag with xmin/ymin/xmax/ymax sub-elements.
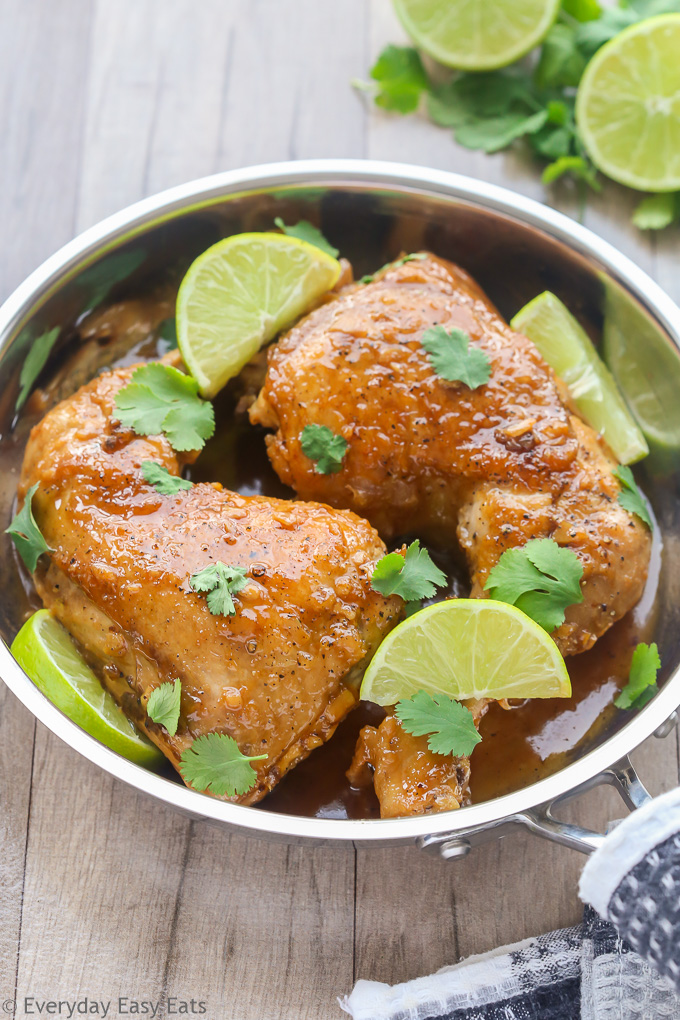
<box><xmin>347</xmin><ymin>700</ymin><xmax>489</xmax><ymax>818</ymax></box>
<box><xmin>250</xmin><ymin>253</ymin><xmax>651</xmax><ymax>658</ymax></box>
<box><xmin>19</xmin><ymin>365</ymin><xmax>401</xmax><ymax>803</ymax></box>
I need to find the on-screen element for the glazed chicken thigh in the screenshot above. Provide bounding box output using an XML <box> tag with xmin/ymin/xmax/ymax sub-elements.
<box><xmin>19</xmin><ymin>365</ymin><xmax>400</xmax><ymax>802</ymax></box>
<box><xmin>250</xmin><ymin>253</ymin><xmax>651</xmax><ymax>659</ymax></box>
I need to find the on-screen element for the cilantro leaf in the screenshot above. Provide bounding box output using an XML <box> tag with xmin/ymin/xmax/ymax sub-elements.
<box><xmin>147</xmin><ymin>680</ymin><xmax>182</xmax><ymax>735</ymax></box>
<box><xmin>179</xmin><ymin>733</ymin><xmax>267</xmax><ymax>798</ymax></box>
<box><xmin>274</xmin><ymin>217</ymin><xmax>339</xmax><ymax>258</ymax></box>
<box><xmin>16</xmin><ymin>327</ymin><xmax>60</xmax><ymax>411</ymax></box>
<box><xmin>633</xmin><ymin>193</ymin><xmax>679</xmax><ymax>231</ymax></box>
<box><xmin>427</xmin><ymin>70</ymin><xmax>535</xmax><ymax>128</ymax></box>
<box><xmin>359</xmin><ymin>253</ymin><xmax>427</xmax><ymax>285</ymax></box>
<box><xmin>395</xmin><ymin>691</ymin><xmax>481</xmax><ymax>757</ymax></box>
<box><xmin>542</xmin><ymin>155</ymin><xmax>600</xmax><ymax>189</ymax></box>
<box><xmin>615</xmin><ymin>642</ymin><xmax>660</xmax><ymax>710</ymax></box>
<box><xmin>371</xmin><ymin>540</ymin><xmax>446</xmax><ymax>602</ymax></box>
<box><xmin>421</xmin><ymin>326</ymin><xmax>492</xmax><ymax>389</ymax></box>
<box><xmin>455</xmin><ymin>109</ymin><xmax>548</xmax><ymax>153</ymax></box>
<box><xmin>355</xmin><ymin>45</ymin><xmax>428</xmax><ymax>114</ymax></box>
<box><xmin>114</xmin><ymin>363</ymin><xmax>215</xmax><ymax>452</ymax></box>
<box><xmin>534</xmin><ymin>24</ymin><xmax>587</xmax><ymax>90</ymax></box>
<box><xmin>574</xmin><ymin>7</ymin><xmax>638</xmax><ymax>55</ymax></box>
<box><xmin>614</xmin><ymin>465</ymin><xmax>653</xmax><ymax>530</ymax></box>
<box><xmin>141</xmin><ymin>461</ymin><xmax>193</xmax><ymax>495</ymax></box>
<box><xmin>5</xmin><ymin>482</ymin><xmax>52</xmax><ymax>572</ymax></box>
<box><xmin>300</xmin><ymin>424</ymin><xmax>348</xmax><ymax>474</ymax></box>
<box><xmin>190</xmin><ymin>562</ymin><xmax>249</xmax><ymax>617</ymax></box>
<box><xmin>484</xmin><ymin>538</ymin><xmax>584</xmax><ymax>633</ymax></box>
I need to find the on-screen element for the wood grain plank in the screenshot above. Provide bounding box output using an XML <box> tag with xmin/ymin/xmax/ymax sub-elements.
<box><xmin>0</xmin><ymin>0</ymin><xmax>93</xmax><ymax>300</ymax></box>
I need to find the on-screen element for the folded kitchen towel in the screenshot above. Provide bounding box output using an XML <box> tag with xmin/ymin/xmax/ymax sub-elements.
<box><xmin>340</xmin><ymin>787</ymin><xmax>680</xmax><ymax>1020</ymax></box>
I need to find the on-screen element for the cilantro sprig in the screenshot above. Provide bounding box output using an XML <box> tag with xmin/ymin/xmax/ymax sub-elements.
<box><xmin>147</xmin><ymin>680</ymin><xmax>182</xmax><ymax>736</ymax></box>
<box><xmin>274</xmin><ymin>217</ymin><xmax>339</xmax><ymax>258</ymax></box>
<box><xmin>421</xmin><ymin>326</ymin><xmax>492</xmax><ymax>390</ymax></box>
<box><xmin>354</xmin><ymin>1</ymin><xmax>680</xmax><ymax>229</ymax></box>
<box><xmin>5</xmin><ymin>483</ymin><xmax>52</xmax><ymax>572</ymax></box>
<box><xmin>114</xmin><ymin>363</ymin><xmax>215</xmax><ymax>452</ymax></box>
<box><xmin>615</xmin><ymin>642</ymin><xmax>660</xmax><ymax>710</ymax></box>
<box><xmin>359</xmin><ymin>252</ymin><xmax>427</xmax><ymax>285</ymax></box>
<box><xmin>371</xmin><ymin>540</ymin><xmax>446</xmax><ymax>603</ymax></box>
<box><xmin>300</xmin><ymin>424</ymin><xmax>348</xmax><ymax>474</ymax></box>
<box><xmin>395</xmin><ymin>691</ymin><xmax>481</xmax><ymax>757</ymax></box>
<box><xmin>179</xmin><ymin>733</ymin><xmax>267</xmax><ymax>798</ymax></box>
<box><xmin>141</xmin><ymin>461</ymin><xmax>193</xmax><ymax>495</ymax></box>
<box><xmin>484</xmin><ymin>538</ymin><xmax>584</xmax><ymax>633</ymax></box>
<box><xmin>190</xmin><ymin>562</ymin><xmax>249</xmax><ymax>617</ymax></box>
<box><xmin>614</xmin><ymin>465</ymin><xmax>653</xmax><ymax>530</ymax></box>
<box><xmin>16</xmin><ymin>327</ymin><xmax>60</xmax><ymax>411</ymax></box>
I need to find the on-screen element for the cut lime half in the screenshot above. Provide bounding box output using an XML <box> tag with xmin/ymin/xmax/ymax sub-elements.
<box><xmin>177</xmin><ymin>232</ymin><xmax>341</xmax><ymax>398</ymax></box>
<box><xmin>393</xmin><ymin>0</ymin><xmax>561</xmax><ymax>70</ymax></box>
<box><xmin>11</xmin><ymin>610</ymin><xmax>163</xmax><ymax>767</ymax></box>
<box><xmin>360</xmin><ymin>599</ymin><xmax>571</xmax><ymax>707</ymax></box>
<box><xmin>576</xmin><ymin>14</ymin><xmax>680</xmax><ymax>192</ymax></box>
<box><xmin>511</xmin><ymin>291</ymin><xmax>648</xmax><ymax>465</ymax></box>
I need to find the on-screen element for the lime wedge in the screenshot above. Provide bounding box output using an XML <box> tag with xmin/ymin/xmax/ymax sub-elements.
<box><xmin>177</xmin><ymin>233</ymin><xmax>341</xmax><ymax>398</ymax></box>
<box><xmin>603</xmin><ymin>283</ymin><xmax>680</xmax><ymax>474</ymax></box>
<box><xmin>576</xmin><ymin>14</ymin><xmax>680</xmax><ymax>192</ymax></box>
<box><xmin>11</xmin><ymin>610</ymin><xmax>163</xmax><ymax>767</ymax></box>
<box><xmin>393</xmin><ymin>0</ymin><xmax>560</xmax><ymax>70</ymax></box>
<box><xmin>511</xmin><ymin>291</ymin><xmax>648</xmax><ymax>465</ymax></box>
<box><xmin>360</xmin><ymin>599</ymin><xmax>571</xmax><ymax>707</ymax></box>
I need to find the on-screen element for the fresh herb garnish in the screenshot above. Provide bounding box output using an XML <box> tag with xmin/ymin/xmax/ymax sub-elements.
<box><xmin>354</xmin><ymin>3</ymin><xmax>680</xmax><ymax>227</ymax></box>
<box><xmin>632</xmin><ymin>192</ymin><xmax>680</xmax><ymax>231</ymax></box>
<box><xmin>371</xmin><ymin>540</ymin><xmax>446</xmax><ymax>602</ymax></box>
<box><xmin>274</xmin><ymin>217</ymin><xmax>339</xmax><ymax>258</ymax></box>
<box><xmin>141</xmin><ymin>461</ymin><xmax>193</xmax><ymax>495</ymax></box>
<box><xmin>352</xmin><ymin>44</ymin><xmax>428</xmax><ymax>113</ymax></box>
<box><xmin>300</xmin><ymin>424</ymin><xmax>348</xmax><ymax>474</ymax></box>
<box><xmin>421</xmin><ymin>326</ymin><xmax>492</xmax><ymax>389</ymax></box>
<box><xmin>395</xmin><ymin>691</ymin><xmax>481</xmax><ymax>756</ymax></box>
<box><xmin>179</xmin><ymin>733</ymin><xmax>267</xmax><ymax>797</ymax></box>
<box><xmin>190</xmin><ymin>562</ymin><xmax>249</xmax><ymax>617</ymax></box>
<box><xmin>114</xmin><ymin>363</ymin><xmax>215</xmax><ymax>452</ymax></box>
<box><xmin>359</xmin><ymin>252</ymin><xmax>428</xmax><ymax>285</ymax></box>
<box><xmin>615</xmin><ymin>642</ymin><xmax>660</xmax><ymax>709</ymax></box>
<box><xmin>5</xmin><ymin>482</ymin><xmax>52</xmax><ymax>572</ymax></box>
<box><xmin>614</xmin><ymin>465</ymin><xmax>653</xmax><ymax>530</ymax></box>
<box><xmin>147</xmin><ymin>679</ymin><xmax>181</xmax><ymax>735</ymax></box>
<box><xmin>484</xmin><ymin>538</ymin><xmax>584</xmax><ymax>633</ymax></box>
<box><xmin>16</xmin><ymin>327</ymin><xmax>60</xmax><ymax>411</ymax></box>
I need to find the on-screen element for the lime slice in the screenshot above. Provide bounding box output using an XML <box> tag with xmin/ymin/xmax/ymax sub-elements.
<box><xmin>576</xmin><ymin>14</ymin><xmax>680</xmax><ymax>192</ymax></box>
<box><xmin>603</xmin><ymin>283</ymin><xmax>680</xmax><ymax>474</ymax></box>
<box><xmin>177</xmin><ymin>233</ymin><xmax>341</xmax><ymax>398</ymax></box>
<box><xmin>393</xmin><ymin>0</ymin><xmax>561</xmax><ymax>71</ymax></box>
<box><xmin>11</xmin><ymin>610</ymin><xmax>163</xmax><ymax>767</ymax></box>
<box><xmin>360</xmin><ymin>599</ymin><xmax>571</xmax><ymax>707</ymax></box>
<box><xmin>511</xmin><ymin>291</ymin><xmax>648</xmax><ymax>465</ymax></box>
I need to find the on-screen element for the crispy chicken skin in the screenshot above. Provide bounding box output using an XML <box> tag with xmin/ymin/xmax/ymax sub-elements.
<box><xmin>250</xmin><ymin>253</ymin><xmax>651</xmax><ymax>658</ymax></box>
<box><xmin>19</xmin><ymin>365</ymin><xmax>401</xmax><ymax>803</ymax></box>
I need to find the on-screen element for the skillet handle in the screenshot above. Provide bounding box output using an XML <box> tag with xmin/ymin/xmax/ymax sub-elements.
<box><xmin>517</xmin><ymin>755</ymin><xmax>652</xmax><ymax>855</ymax></box>
<box><xmin>418</xmin><ymin>755</ymin><xmax>652</xmax><ymax>860</ymax></box>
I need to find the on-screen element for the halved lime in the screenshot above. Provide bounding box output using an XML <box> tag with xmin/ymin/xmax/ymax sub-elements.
<box><xmin>11</xmin><ymin>610</ymin><xmax>163</xmax><ymax>767</ymax></box>
<box><xmin>511</xmin><ymin>291</ymin><xmax>648</xmax><ymax>465</ymax></box>
<box><xmin>393</xmin><ymin>0</ymin><xmax>561</xmax><ymax>71</ymax></box>
<box><xmin>360</xmin><ymin>599</ymin><xmax>571</xmax><ymax>707</ymax></box>
<box><xmin>177</xmin><ymin>233</ymin><xmax>341</xmax><ymax>398</ymax></box>
<box><xmin>576</xmin><ymin>14</ymin><xmax>680</xmax><ymax>192</ymax></box>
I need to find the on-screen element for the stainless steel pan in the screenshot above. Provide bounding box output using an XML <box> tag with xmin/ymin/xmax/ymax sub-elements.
<box><xmin>1</xmin><ymin>160</ymin><xmax>679</xmax><ymax>856</ymax></box>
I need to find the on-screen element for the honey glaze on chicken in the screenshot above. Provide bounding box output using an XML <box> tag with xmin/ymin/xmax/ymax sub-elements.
<box><xmin>9</xmin><ymin>252</ymin><xmax>658</xmax><ymax>819</ymax></box>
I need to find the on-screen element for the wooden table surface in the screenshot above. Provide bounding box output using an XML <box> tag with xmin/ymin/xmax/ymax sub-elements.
<box><xmin>1</xmin><ymin>2</ymin><xmax>679</xmax><ymax>1018</ymax></box>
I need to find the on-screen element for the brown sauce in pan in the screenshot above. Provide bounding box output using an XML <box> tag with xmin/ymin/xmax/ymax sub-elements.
<box><xmin>6</xmin><ymin>301</ymin><xmax>662</xmax><ymax>820</ymax></box>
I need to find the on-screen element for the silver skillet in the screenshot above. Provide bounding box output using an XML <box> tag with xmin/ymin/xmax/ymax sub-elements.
<box><xmin>1</xmin><ymin>159</ymin><xmax>679</xmax><ymax>859</ymax></box>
